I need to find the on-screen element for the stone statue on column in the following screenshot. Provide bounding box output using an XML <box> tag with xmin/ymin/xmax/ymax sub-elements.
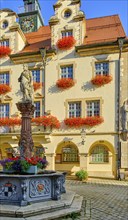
<box><xmin>18</xmin><ymin>64</ymin><xmax>34</xmax><ymax>103</ymax></box>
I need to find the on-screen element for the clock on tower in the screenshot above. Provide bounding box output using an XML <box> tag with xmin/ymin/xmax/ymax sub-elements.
<box><xmin>18</xmin><ymin>0</ymin><xmax>44</xmax><ymax>33</ymax></box>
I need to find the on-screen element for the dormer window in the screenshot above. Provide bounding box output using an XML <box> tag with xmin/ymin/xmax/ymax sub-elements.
<box><xmin>61</xmin><ymin>30</ymin><xmax>73</xmax><ymax>38</ymax></box>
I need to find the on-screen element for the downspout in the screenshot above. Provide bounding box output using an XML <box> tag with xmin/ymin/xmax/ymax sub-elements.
<box><xmin>117</xmin><ymin>37</ymin><xmax>125</xmax><ymax>180</ymax></box>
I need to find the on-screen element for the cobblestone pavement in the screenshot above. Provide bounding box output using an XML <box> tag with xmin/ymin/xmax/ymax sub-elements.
<box><xmin>60</xmin><ymin>179</ymin><xmax>128</xmax><ymax>220</ymax></box>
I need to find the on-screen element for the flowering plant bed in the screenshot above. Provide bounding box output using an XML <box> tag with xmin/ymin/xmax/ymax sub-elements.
<box><xmin>0</xmin><ymin>117</ymin><xmax>21</xmax><ymax>127</ymax></box>
<box><xmin>82</xmin><ymin>116</ymin><xmax>104</xmax><ymax>126</ymax></box>
<box><xmin>0</xmin><ymin>84</ymin><xmax>11</xmax><ymax>95</ymax></box>
<box><xmin>91</xmin><ymin>75</ymin><xmax>112</xmax><ymax>86</ymax></box>
<box><xmin>33</xmin><ymin>82</ymin><xmax>42</xmax><ymax>91</ymax></box>
<box><xmin>64</xmin><ymin>117</ymin><xmax>83</xmax><ymax>127</ymax></box>
<box><xmin>56</xmin><ymin>78</ymin><xmax>75</xmax><ymax>89</ymax></box>
<box><xmin>0</xmin><ymin>46</ymin><xmax>11</xmax><ymax>58</ymax></box>
<box><xmin>57</xmin><ymin>36</ymin><xmax>76</xmax><ymax>50</ymax></box>
<box><xmin>0</xmin><ymin>156</ymin><xmax>48</xmax><ymax>174</ymax></box>
<box><xmin>32</xmin><ymin>115</ymin><xmax>60</xmax><ymax>129</ymax></box>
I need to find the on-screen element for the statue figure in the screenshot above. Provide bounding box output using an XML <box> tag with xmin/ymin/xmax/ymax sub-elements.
<box><xmin>18</xmin><ymin>64</ymin><xmax>34</xmax><ymax>102</ymax></box>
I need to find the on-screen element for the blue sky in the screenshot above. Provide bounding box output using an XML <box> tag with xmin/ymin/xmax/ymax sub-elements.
<box><xmin>0</xmin><ymin>0</ymin><xmax>128</xmax><ymax>35</ymax></box>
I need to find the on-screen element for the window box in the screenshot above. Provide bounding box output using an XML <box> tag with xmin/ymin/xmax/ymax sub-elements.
<box><xmin>91</xmin><ymin>75</ymin><xmax>112</xmax><ymax>86</ymax></box>
<box><xmin>56</xmin><ymin>78</ymin><xmax>75</xmax><ymax>89</ymax></box>
<box><xmin>64</xmin><ymin>117</ymin><xmax>83</xmax><ymax>127</ymax></box>
<box><xmin>33</xmin><ymin>82</ymin><xmax>42</xmax><ymax>91</ymax></box>
<box><xmin>0</xmin><ymin>46</ymin><xmax>11</xmax><ymax>58</ymax></box>
<box><xmin>57</xmin><ymin>36</ymin><xmax>76</xmax><ymax>50</ymax></box>
<box><xmin>82</xmin><ymin>116</ymin><xmax>104</xmax><ymax>126</ymax></box>
<box><xmin>0</xmin><ymin>84</ymin><xmax>11</xmax><ymax>95</ymax></box>
<box><xmin>32</xmin><ymin>115</ymin><xmax>60</xmax><ymax>129</ymax></box>
<box><xmin>0</xmin><ymin>118</ymin><xmax>21</xmax><ymax>127</ymax></box>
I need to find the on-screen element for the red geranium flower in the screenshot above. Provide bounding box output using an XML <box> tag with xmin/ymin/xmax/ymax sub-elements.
<box><xmin>0</xmin><ymin>84</ymin><xmax>11</xmax><ymax>95</ymax></box>
<box><xmin>0</xmin><ymin>46</ymin><xmax>11</xmax><ymax>58</ymax></box>
<box><xmin>91</xmin><ymin>75</ymin><xmax>112</xmax><ymax>86</ymax></box>
<box><xmin>32</xmin><ymin>115</ymin><xmax>60</xmax><ymax>129</ymax></box>
<box><xmin>64</xmin><ymin>117</ymin><xmax>83</xmax><ymax>127</ymax></box>
<box><xmin>56</xmin><ymin>78</ymin><xmax>75</xmax><ymax>89</ymax></box>
<box><xmin>33</xmin><ymin>82</ymin><xmax>43</xmax><ymax>91</ymax></box>
<box><xmin>57</xmin><ymin>36</ymin><xmax>76</xmax><ymax>50</ymax></box>
<box><xmin>82</xmin><ymin>116</ymin><xmax>104</xmax><ymax>126</ymax></box>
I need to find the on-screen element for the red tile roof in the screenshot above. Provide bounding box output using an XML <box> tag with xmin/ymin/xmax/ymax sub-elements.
<box><xmin>19</xmin><ymin>15</ymin><xmax>126</xmax><ymax>54</ymax></box>
<box><xmin>85</xmin><ymin>15</ymin><xmax>126</xmax><ymax>45</ymax></box>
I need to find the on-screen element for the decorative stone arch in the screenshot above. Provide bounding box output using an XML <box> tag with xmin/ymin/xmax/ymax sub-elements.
<box><xmin>88</xmin><ymin>140</ymin><xmax>116</xmax><ymax>178</ymax></box>
<box><xmin>55</xmin><ymin>141</ymin><xmax>80</xmax><ymax>174</ymax></box>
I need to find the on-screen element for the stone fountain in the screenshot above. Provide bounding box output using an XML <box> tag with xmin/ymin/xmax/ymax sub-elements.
<box><xmin>0</xmin><ymin>64</ymin><xmax>82</xmax><ymax>219</ymax></box>
<box><xmin>0</xmin><ymin>64</ymin><xmax>66</xmax><ymax>206</ymax></box>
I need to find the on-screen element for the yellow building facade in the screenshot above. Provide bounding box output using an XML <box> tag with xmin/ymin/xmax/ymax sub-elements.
<box><xmin>0</xmin><ymin>0</ymin><xmax>128</xmax><ymax>179</ymax></box>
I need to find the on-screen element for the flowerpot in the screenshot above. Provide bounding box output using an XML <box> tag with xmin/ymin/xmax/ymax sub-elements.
<box><xmin>3</xmin><ymin>167</ymin><xmax>14</xmax><ymax>174</ymax></box>
<box><xmin>26</xmin><ymin>165</ymin><xmax>38</xmax><ymax>174</ymax></box>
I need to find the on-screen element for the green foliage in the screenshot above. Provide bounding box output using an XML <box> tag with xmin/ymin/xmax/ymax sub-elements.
<box><xmin>75</xmin><ymin>170</ymin><xmax>88</xmax><ymax>181</ymax></box>
<box><xmin>20</xmin><ymin>160</ymin><xmax>30</xmax><ymax>172</ymax></box>
<box><xmin>5</xmin><ymin>162</ymin><xmax>13</xmax><ymax>170</ymax></box>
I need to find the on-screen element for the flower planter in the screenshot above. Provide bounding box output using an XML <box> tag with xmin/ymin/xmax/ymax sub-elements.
<box><xmin>26</xmin><ymin>165</ymin><xmax>38</xmax><ymax>174</ymax></box>
<box><xmin>57</xmin><ymin>36</ymin><xmax>76</xmax><ymax>50</ymax></box>
<box><xmin>0</xmin><ymin>84</ymin><xmax>11</xmax><ymax>95</ymax></box>
<box><xmin>56</xmin><ymin>78</ymin><xmax>75</xmax><ymax>89</ymax></box>
<box><xmin>91</xmin><ymin>75</ymin><xmax>112</xmax><ymax>86</ymax></box>
<box><xmin>0</xmin><ymin>46</ymin><xmax>11</xmax><ymax>58</ymax></box>
<box><xmin>3</xmin><ymin>167</ymin><xmax>14</xmax><ymax>174</ymax></box>
<box><xmin>33</xmin><ymin>82</ymin><xmax>42</xmax><ymax>91</ymax></box>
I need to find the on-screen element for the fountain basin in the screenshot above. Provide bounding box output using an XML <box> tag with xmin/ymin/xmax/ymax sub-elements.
<box><xmin>0</xmin><ymin>172</ymin><xmax>66</xmax><ymax>206</ymax></box>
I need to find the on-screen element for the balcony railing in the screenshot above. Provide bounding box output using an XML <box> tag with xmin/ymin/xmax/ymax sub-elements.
<box><xmin>18</xmin><ymin>4</ymin><xmax>38</xmax><ymax>13</ymax></box>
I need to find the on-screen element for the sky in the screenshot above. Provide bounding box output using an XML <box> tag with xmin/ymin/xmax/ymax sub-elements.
<box><xmin>0</xmin><ymin>0</ymin><xmax>128</xmax><ymax>35</ymax></box>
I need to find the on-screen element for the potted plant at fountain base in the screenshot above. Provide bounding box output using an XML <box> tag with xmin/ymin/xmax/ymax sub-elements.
<box><xmin>0</xmin><ymin>156</ymin><xmax>48</xmax><ymax>174</ymax></box>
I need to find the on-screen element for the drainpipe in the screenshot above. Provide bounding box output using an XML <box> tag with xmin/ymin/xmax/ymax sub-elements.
<box><xmin>117</xmin><ymin>37</ymin><xmax>125</xmax><ymax>180</ymax></box>
<box><xmin>40</xmin><ymin>48</ymin><xmax>46</xmax><ymax>115</ymax></box>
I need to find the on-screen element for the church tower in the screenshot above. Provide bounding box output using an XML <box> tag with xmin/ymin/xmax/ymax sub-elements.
<box><xmin>18</xmin><ymin>0</ymin><xmax>44</xmax><ymax>33</ymax></box>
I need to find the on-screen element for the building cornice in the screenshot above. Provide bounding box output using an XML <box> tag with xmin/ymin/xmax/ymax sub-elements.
<box><xmin>75</xmin><ymin>40</ymin><xmax>128</xmax><ymax>56</ymax></box>
<box><xmin>10</xmin><ymin>49</ymin><xmax>56</xmax><ymax>64</ymax></box>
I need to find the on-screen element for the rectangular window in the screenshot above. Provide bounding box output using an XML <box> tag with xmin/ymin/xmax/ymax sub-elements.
<box><xmin>0</xmin><ymin>40</ymin><xmax>9</xmax><ymax>47</ymax></box>
<box><xmin>86</xmin><ymin>101</ymin><xmax>100</xmax><ymax>116</ymax></box>
<box><xmin>0</xmin><ymin>72</ymin><xmax>9</xmax><ymax>84</ymax></box>
<box><xmin>68</xmin><ymin>102</ymin><xmax>81</xmax><ymax>118</ymax></box>
<box><xmin>95</xmin><ymin>62</ymin><xmax>109</xmax><ymax>75</ymax></box>
<box><xmin>61</xmin><ymin>30</ymin><xmax>73</xmax><ymax>38</ymax></box>
<box><xmin>32</xmin><ymin>70</ymin><xmax>40</xmax><ymax>82</ymax></box>
<box><xmin>34</xmin><ymin>101</ymin><xmax>40</xmax><ymax>118</ymax></box>
<box><xmin>0</xmin><ymin>104</ymin><xmax>9</xmax><ymax>118</ymax></box>
<box><xmin>60</xmin><ymin>65</ymin><xmax>73</xmax><ymax>79</ymax></box>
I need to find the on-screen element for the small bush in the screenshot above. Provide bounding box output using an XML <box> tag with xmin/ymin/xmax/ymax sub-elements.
<box><xmin>75</xmin><ymin>170</ymin><xmax>88</xmax><ymax>181</ymax></box>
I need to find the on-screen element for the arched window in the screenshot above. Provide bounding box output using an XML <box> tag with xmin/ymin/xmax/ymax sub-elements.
<box><xmin>91</xmin><ymin>145</ymin><xmax>109</xmax><ymax>163</ymax></box>
<box><xmin>62</xmin><ymin>145</ymin><xmax>79</xmax><ymax>162</ymax></box>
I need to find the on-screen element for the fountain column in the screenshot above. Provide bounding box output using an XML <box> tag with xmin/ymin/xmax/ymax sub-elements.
<box><xmin>16</xmin><ymin>102</ymin><xmax>35</xmax><ymax>158</ymax></box>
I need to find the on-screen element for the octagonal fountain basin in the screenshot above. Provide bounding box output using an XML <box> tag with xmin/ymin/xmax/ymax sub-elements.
<box><xmin>0</xmin><ymin>171</ymin><xmax>66</xmax><ymax>206</ymax></box>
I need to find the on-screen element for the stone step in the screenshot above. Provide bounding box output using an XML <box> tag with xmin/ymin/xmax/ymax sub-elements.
<box><xmin>0</xmin><ymin>191</ymin><xmax>83</xmax><ymax>220</ymax></box>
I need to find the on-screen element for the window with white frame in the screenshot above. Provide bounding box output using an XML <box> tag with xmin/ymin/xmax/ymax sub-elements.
<box><xmin>0</xmin><ymin>104</ymin><xmax>9</xmax><ymax>118</ymax></box>
<box><xmin>61</xmin><ymin>30</ymin><xmax>73</xmax><ymax>38</ymax></box>
<box><xmin>86</xmin><ymin>101</ymin><xmax>100</xmax><ymax>116</ymax></box>
<box><xmin>60</xmin><ymin>65</ymin><xmax>73</xmax><ymax>79</ymax></box>
<box><xmin>95</xmin><ymin>62</ymin><xmax>109</xmax><ymax>75</ymax></box>
<box><xmin>0</xmin><ymin>40</ymin><xmax>9</xmax><ymax>47</ymax></box>
<box><xmin>62</xmin><ymin>146</ymin><xmax>79</xmax><ymax>162</ymax></box>
<box><xmin>68</xmin><ymin>102</ymin><xmax>81</xmax><ymax>118</ymax></box>
<box><xmin>0</xmin><ymin>72</ymin><xmax>9</xmax><ymax>84</ymax></box>
<box><xmin>91</xmin><ymin>145</ymin><xmax>109</xmax><ymax>163</ymax></box>
<box><xmin>34</xmin><ymin>101</ymin><xmax>40</xmax><ymax>118</ymax></box>
<box><xmin>32</xmin><ymin>70</ymin><xmax>40</xmax><ymax>82</ymax></box>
